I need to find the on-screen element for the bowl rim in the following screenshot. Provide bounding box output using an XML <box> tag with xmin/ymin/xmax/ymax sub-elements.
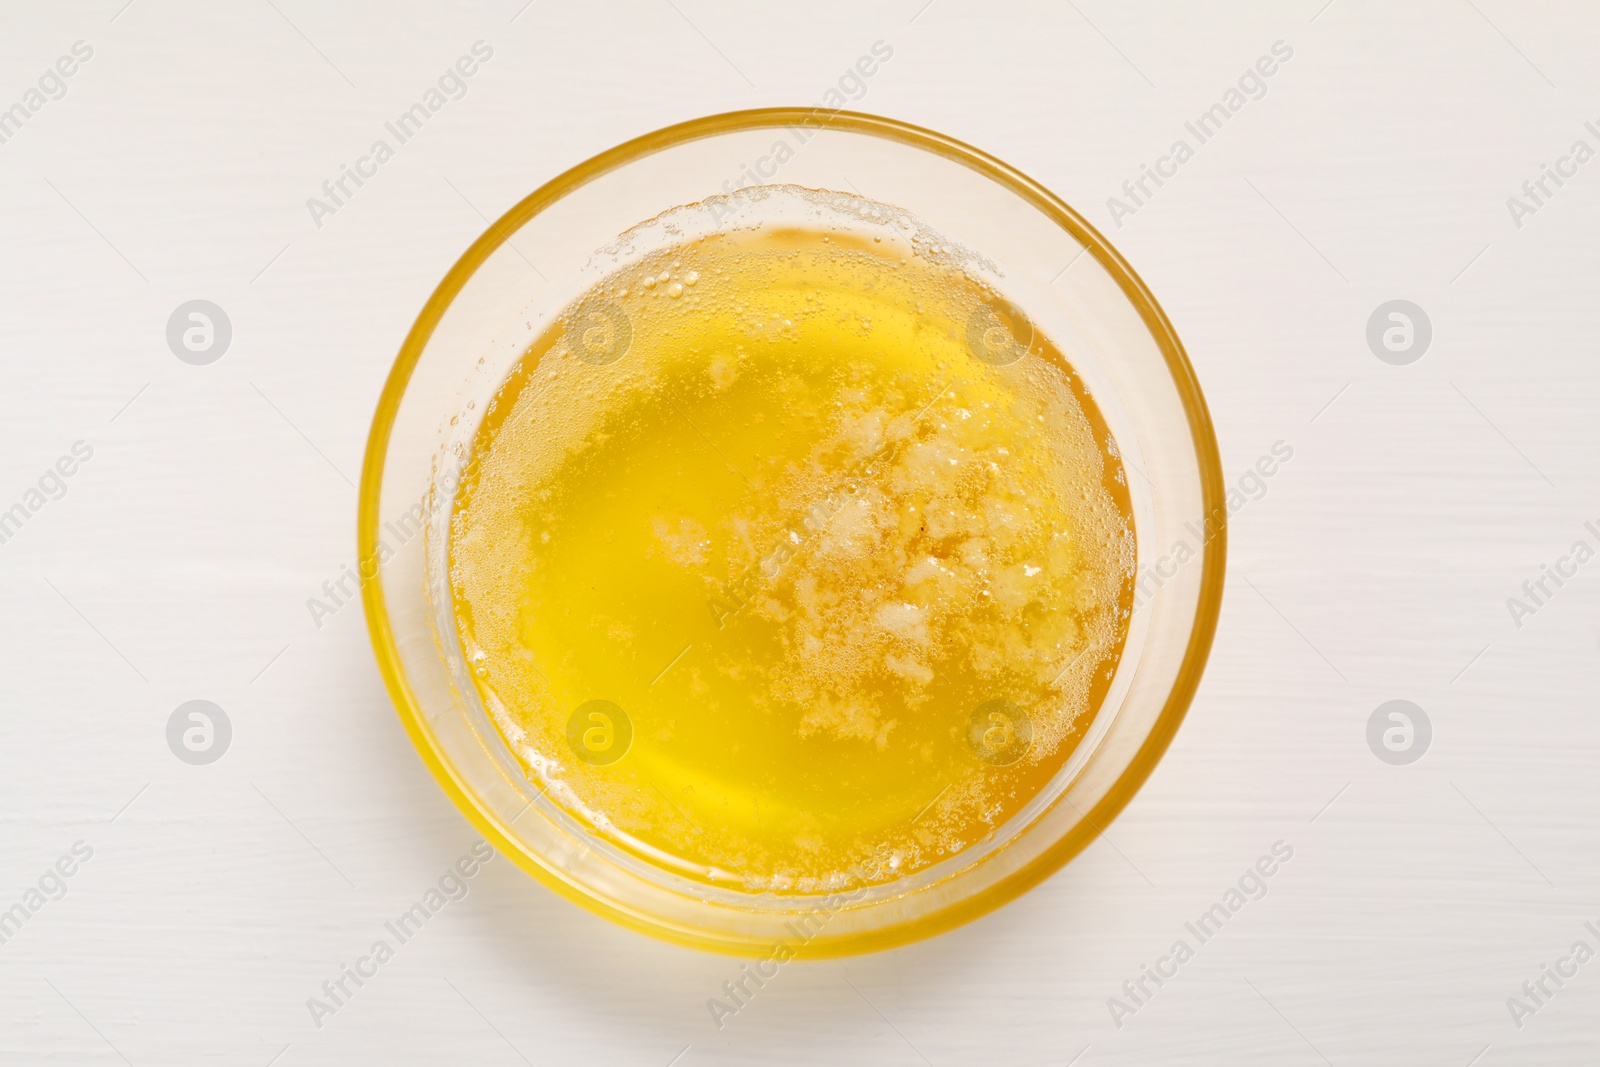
<box><xmin>358</xmin><ymin>107</ymin><xmax>1226</xmax><ymax>957</ymax></box>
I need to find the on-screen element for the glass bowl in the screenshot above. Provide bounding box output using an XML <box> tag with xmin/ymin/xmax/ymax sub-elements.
<box><xmin>359</xmin><ymin>108</ymin><xmax>1225</xmax><ymax>956</ymax></box>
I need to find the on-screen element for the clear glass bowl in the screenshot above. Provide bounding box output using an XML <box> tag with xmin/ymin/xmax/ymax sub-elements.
<box><xmin>359</xmin><ymin>109</ymin><xmax>1225</xmax><ymax>956</ymax></box>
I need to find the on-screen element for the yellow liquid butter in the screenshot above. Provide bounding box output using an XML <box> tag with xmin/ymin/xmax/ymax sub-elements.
<box><xmin>449</xmin><ymin>216</ymin><xmax>1134</xmax><ymax>893</ymax></box>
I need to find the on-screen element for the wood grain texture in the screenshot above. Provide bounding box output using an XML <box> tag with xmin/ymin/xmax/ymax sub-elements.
<box><xmin>1</xmin><ymin>1</ymin><xmax>1596</xmax><ymax>1064</ymax></box>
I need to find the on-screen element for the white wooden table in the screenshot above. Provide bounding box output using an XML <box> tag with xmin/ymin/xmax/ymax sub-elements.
<box><xmin>2</xmin><ymin>2</ymin><xmax>1595</xmax><ymax>1063</ymax></box>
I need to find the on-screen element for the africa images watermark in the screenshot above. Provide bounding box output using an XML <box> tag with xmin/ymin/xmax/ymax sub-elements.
<box><xmin>0</xmin><ymin>440</ymin><xmax>95</xmax><ymax>548</ymax></box>
<box><xmin>1106</xmin><ymin>40</ymin><xmax>1294</xmax><ymax>228</ymax></box>
<box><xmin>1107</xmin><ymin>840</ymin><xmax>1295</xmax><ymax>1029</ymax></box>
<box><xmin>1134</xmin><ymin>440</ymin><xmax>1292</xmax><ymax>608</ymax></box>
<box><xmin>305</xmin><ymin>40</ymin><xmax>494</xmax><ymax>229</ymax></box>
<box><xmin>305</xmin><ymin>496</ymin><xmax>426</xmax><ymax>629</ymax></box>
<box><xmin>305</xmin><ymin>444</ymin><xmax>485</xmax><ymax>629</ymax></box>
<box><xmin>1505</xmin><ymin>918</ymin><xmax>1600</xmax><ymax>1029</ymax></box>
<box><xmin>0</xmin><ymin>39</ymin><xmax>94</xmax><ymax>148</ymax></box>
<box><xmin>1505</xmin><ymin>519</ymin><xmax>1600</xmax><ymax>630</ymax></box>
<box><xmin>305</xmin><ymin>840</ymin><xmax>495</xmax><ymax>1028</ymax></box>
<box><xmin>1505</xmin><ymin>117</ymin><xmax>1600</xmax><ymax>229</ymax></box>
<box><xmin>704</xmin><ymin>886</ymin><xmax>869</xmax><ymax>1030</ymax></box>
<box><xmin>705</xmin><ymin>40</ymin><xmax>894</xmax><ymax>225</ymax></box>
<box><xmin>0</xmin><ymin>841</ymin><xmax>94</xmax><ymax>947</ymax></box>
